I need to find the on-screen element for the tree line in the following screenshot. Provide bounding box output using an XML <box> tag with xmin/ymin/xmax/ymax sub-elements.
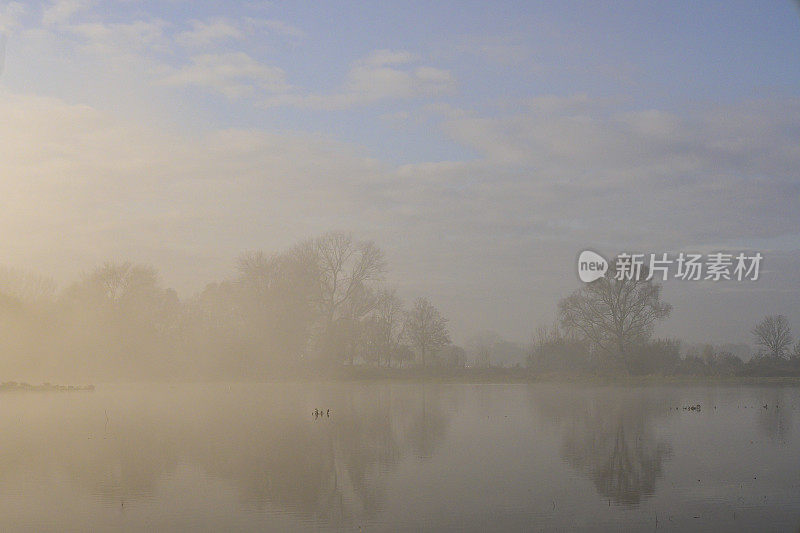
<box><xmin>0</xmin><ymin>232</ymin><xmax>461</xmax><ymax>381</ymax></box>
<box><xmin>2</xmin><ymin>235</ymin><xmax>797</xmax><ymax>380</ymax></box>
<box><xmin>528</xmin><ymin>260</ymin><xmax>800</xmax><ymax>377</ymax></box>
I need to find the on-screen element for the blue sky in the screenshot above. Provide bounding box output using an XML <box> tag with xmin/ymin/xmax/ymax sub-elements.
<box><xmin>0</xmin><ymin>1</ymin><xmax>799</xmax><ymax>345</ymax></box>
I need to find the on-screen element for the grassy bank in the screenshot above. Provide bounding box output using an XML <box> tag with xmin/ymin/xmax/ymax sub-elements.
<box><xmin>303</xmin><ymin>367</ymin><xmax>800</xmax><ymax>385</ymax></box>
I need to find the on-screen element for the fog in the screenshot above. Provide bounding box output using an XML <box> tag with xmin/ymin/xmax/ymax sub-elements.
<box><xmin>0</xmin><ymin>232</ymin><xmax>442</xmax><ymax>381</ymax></box>
<box><xmin>2</xmin><ymin>1</ymin><xmax>800</xmax><ymax>530</ymax></box>
<box><xmin>1</xmin><ymin>3</ymin><xmax>799</xmax><ymax>348</ymax></box>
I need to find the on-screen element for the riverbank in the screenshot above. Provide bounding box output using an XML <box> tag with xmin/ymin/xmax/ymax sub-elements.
<box><xmin>8</xmin><ymin>372</ymin><xmax>800</xmax><ymax>387</ymax></box>
<box><xmin>0</xmin><ymin>381</ymin><xmax>95</xmax><ymax>392</ymax></box>
<box><xmin>292</xmin><ymin>367</ymin><xmax>800</xmax><ymax>385</ymax></box>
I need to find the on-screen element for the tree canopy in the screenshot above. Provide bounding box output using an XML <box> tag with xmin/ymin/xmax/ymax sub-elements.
<box><xmin>559</xmin><ymin>263</ymin><xmax>672</xmax><ymax>373</ymax></box>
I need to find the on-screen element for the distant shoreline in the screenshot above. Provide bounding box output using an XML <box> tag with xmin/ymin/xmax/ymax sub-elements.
<box><xmin>325</xmin><ymin>371</ymin><xmax>800</xmax><ymax>385</ymax></box>
<box><xmin>219</xmin><ymin>367</ymin><xmax>800</xmax><ymax>385</ymax></box>
<box><xmin>6</xmin><ymin>373</ymin><xmax>800</xmax><ymax>388</ymax></box>
<box><xmin>0</xmin><ymin>381</ymin><xmax>95</xmax><ymax>392</ymax></box>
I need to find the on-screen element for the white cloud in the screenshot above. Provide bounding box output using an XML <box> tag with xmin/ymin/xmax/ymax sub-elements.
<box><xmin>1</xmin><ymin>89</ymin><xmax>798</xmax><ymax>343</ymax></box>
<box><xmin>261</xmin><ymin>49</ymin><xmax>455</xmax><ymax>110</ymax></box>
<box><xmin>245</xmin><ymin>17</ymin><xmax>305</xmax><ymax>38</ymax></box>
<box><xmin>32</xmin><ymin>9</ymin><xmax>305</xmax><ymax>95</ymax></box>
<box><xmin>0</xmin><ymin>91</ymin><xmax>379</xmax><ymax>287</ymax></box>
<box><xmin>159</xmin><ymin>52</ymin><xmax>290</xmax><ymax>98</ymax></box>
<box><xmin>347</xmin><ymin>62</ymin><xmax>454</xmax><ymax>99</ymax></box>
<box><xmin>431</xmin><ymin>96</ymin><xmax>800</xmax><ymax>248</ymax></box>
<box><xmin>0</xmin><ymin>2</ymin><xmax>24</xmax><ymax>32</ymax></box>
<box><xmin>442</xmin><ymin>96</ymin><xmax>800</xmax><ymax>189</ymax></box>
<box><xmin>65</xmin><ymin>19</ymin><xmax>169</xmax><ymax>53</ymax></box>
<box><xmin>174</xmin><ymin>16</ymin><xmax>304</xmax><ymax>49</ymax></box>
<box><xmin>21</xmin><ymin>7</ymin><xmax>442</xmax><ymax>110</ymax></box>
<box><xmin>42</xmin><ymin>0</ymin><xmax>92</xmax><ymax>26</ymax></box>
<box><xmin>0</xmin><ymin>2</ymin><xmax>23</xmax><ymax>77</ymax></box>
<box><xmin>176</xmin><ymin>18</ymin><xmax>244</xmax><ymax>47</ymax></box>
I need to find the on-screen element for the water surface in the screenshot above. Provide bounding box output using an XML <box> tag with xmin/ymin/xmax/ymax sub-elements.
<box><xmin>1</xmin><ymin>382</ymin><xmax>799</xmax><ymax>531</ymax></box>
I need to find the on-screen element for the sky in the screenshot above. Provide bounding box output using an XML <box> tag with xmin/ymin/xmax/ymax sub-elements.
<box><xmin>0</xmin><ymin>0</ymin><xmax>799</xmax><ymax>346</ymax></box>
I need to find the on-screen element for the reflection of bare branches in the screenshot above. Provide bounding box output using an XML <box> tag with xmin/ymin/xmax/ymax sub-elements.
<box><xmin>532</xmin><ymin>387</ymin><xmax>674</xmax><ymax>505</ymax></box>
<box><xmin>757</xmin><ymin>389</ymin><xmax>793</xmax><ymax>443</ymax></box>
<box><xmin>403</xmin><ymin>385</ymin><xmax>450</xmax><ymax>458</ymax></box>
<box><xmin>0</xmin><ymin>384</ymin><xmax>455</xmax><ymax>527</ymax></box>
<box><xmin>586</xmin><ymin>422</ymin><xmax>671</xmax><ymax>505</ymax></box>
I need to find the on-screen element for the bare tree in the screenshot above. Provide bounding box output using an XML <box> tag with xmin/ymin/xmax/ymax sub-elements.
<box><xmin>59</xmin><ymin>262</ymin><xmax>175</xmax><ymax>377</ymax></box>
<box><xmin>469</xmin><ymin>331</ymin><xmax>502</xmax><ymax>368</ymax></box>
<box><xmin>0</xmin><ymin>266</ymin><xmax>56</xmax><ymax>306</ymax></box>
<box><xmin>234</xmin><ymin>249</ymin><xmax>320</xmax><ymax>364</ymax></box>
<box><xmin>371</xmin><ymin>288</ymin><xmax>406</xmax><ymax>366</ymax></box>
<box><xmin>752</xmin><ymin>315</ymin><xmax>793</xmax><ymax>358</ymax></box>
<box><xmin>404</xmin><ymin>297</ymin><xmax>450</xmax><ymax>367</ymax></box>
<box><xmin>559</xmin><ymin>263</ymin><xmax>671</xmax><ymax>373</ymax></box>
<box><xmin>81</xmin><ymin>261</ymin><xmax>159</xmax><ymax>303</ymax></box>
<box><xmin>336</xmin><ymin>282</ymin><xmax>378</xmax><ymax>364</ymax></box>
<box><xmin>313</xmin><ymin>232</ymin><xmax>386</xmax><ymax>331</ymax></box>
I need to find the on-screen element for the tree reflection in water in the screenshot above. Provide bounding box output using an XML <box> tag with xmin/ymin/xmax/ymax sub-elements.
<box><xmin>0</xmin><ymin>384</ymin><xmax>455</xmax><ymax>527</ymax></box>
<box><xmin>531</xmin><ymin>387</ymin><xmax>674</xmax><ymax>505</ymax></box>
<box><xmin>756</xmin><ymin>387</ymin><xmax>793</xmax><ymax>444</ymax></box>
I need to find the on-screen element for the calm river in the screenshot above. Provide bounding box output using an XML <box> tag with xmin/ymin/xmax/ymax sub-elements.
<box><xmin>0</xmin><ymin>382</ymin><xmax>798</xmax><ymax>531</ymax></box>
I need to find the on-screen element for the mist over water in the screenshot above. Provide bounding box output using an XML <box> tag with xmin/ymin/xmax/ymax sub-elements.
<box><xmin>2</xmin><ymin>1</ymin><xmax>800</xmax><ymax>531</ymax></box>
<box><xmin>0</xmin><ymin>383</ymin><xmax>798</xmax><ymax>531</ymax></box>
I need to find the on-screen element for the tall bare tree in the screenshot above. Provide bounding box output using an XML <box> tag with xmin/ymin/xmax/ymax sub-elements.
<box><xmin>752</xmin><ymin>315</ymin><xmax>793</xmax><ymax>358</ymax></box>
<box><xmin>469</xmin><ymin>331</ymin><xmax>502</xmax><ymax>368</ymax></box>
<box><xmin>77</xmin><ymin>261</ymin><xmax>160</xmax><ymax>304</ymax></box>
<box><xmin>367</xmin><ymin>288</ymin><xmax>405</xmax><ymax>366</ymax></box>
<box><xmin>310</xmin><ymin>232</ymin><xmax>386</xmax><ymax>360</ymax></box>
<box><xmin>311</xmin><ymin>232</ymin><xmax>385</xmax><ymax>324</ymax></box>
<box><xmin>234</xmin><ymin>249</ymin><xmax>320</xmax><ymax>365</ymax></box>
<box><xmin>404</xmin><ymin>297</ymin><xmax>450</xmax><ymax>367</ymax></box>
<box><xmin>335</xmin><ymin>282</ymin><xmax>378</xmax><ymax>364</ymax></box>
<box><xmin>559</xmin><ymin>263</ymin><xmax>671</xmax><ymax>373</ymax></box>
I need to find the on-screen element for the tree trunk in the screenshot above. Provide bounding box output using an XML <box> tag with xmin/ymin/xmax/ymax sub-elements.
<box><xmin>618</xmin><ymin>340</ymin><xmax>631</xmax><ymax>376</ymax></box>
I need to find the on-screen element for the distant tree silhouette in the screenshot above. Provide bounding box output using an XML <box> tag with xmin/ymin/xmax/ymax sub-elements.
<box><xmin>559</xmin><ymin>262</ymin><xmax>671</xmax><ymax>373</ymax></box>
<box><xmin>312</xmin><ymin>232</ymin><xmax>385</xmax><ymax>327</ymax></box>
<box><xmin>0</xmin><ymin>266</ymin><xmax>56</xmax><ymax>305</ymax></box>
<box><xmin>752</xmin><ymin>315</ymin><xmax>793</xmax><ymax>358</ymax></box>
<box><xmin>309</xmin><ymin>232</ymin><xmax>385</xmax><ymax>361</ymax></box>
<box><xmin>470</xmin><ymin>331</ymin><xmax>502</xmax><ymax>368</ymax></box>
<box><xmin>60</xmin><ymin>261</ymin><xmax>178</xmax><ymax>378</ymax></box>
<box><xmin>404</xmin><ymin>298</ymin><xmax>450</xmax><ymax>367</ymax></box>
<box><xmin>233</xmin><ymin>249</ymin><xmax>320</xmax><ymax>370</ymax></box>
<box><xmin>362</xmin><ymin>288</ymin><xmax>405</xmax><ymax>366</ymax></box>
